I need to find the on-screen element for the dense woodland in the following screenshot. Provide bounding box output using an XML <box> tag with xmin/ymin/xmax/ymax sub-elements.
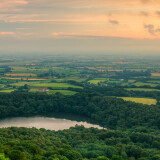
<box><xmin>0</xmin><ymin>91</ymin><xmax>160</xmax><ymax>159</ymax></box>
<box><xmin>0</xmin><ymin>91</ymin><xmax>160</xmax><ymax>130</ymax></box>
<box><xmin>0</xmin><ymin>124</ymin><xmax>160</xmax><ymax>160</ymax></box>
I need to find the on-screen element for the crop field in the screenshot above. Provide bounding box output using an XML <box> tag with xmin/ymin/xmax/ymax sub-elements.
<box><xmin>108</xmin><ymin>80</ymin><xmax>122</xmax><ymax>84</ymax></box>
<box><xmin>126</xmin><ymin>88</ymin><xmax>160</xmax><ymax>92</ymax></box>
<box><xmin>2</xmin><ymin>77</ymin><xmax>48</xmax><ymax>81</ymax></box>
<box><xmin>148</xmin><ymin>80</ymin><xmax>160</xmax><ymax>84</ymax></box>
<box><xmin>5</xmin><ymin>74</ymin><xmax>37</xmax><ymax>77</ymax></box>
<box><xmin>11</xmin><ymin>82</ymin><xmax>37</xmax><ymax>86</ymax></box>
<box><xmin>11</xmin><ymin>67</ymin><xmax>48</xmax><ymax>74</ymax></box>
<box><xmin>95</xmin><ymin>78</ymin><xmax>108</xmax><ymax>80</ymax></box>
<box><xmin>29</xmin><ymin>88</ymin><xmax>77</xmax><ymax>95</ymax></box>
<box><xmin>56</xmin><ymin>77</ymin><xmax>86</xmax><ymax>82</ymax></box>
<box><xmin>151</xmin><ymin>73</ymin><xmax>160</xmax><ymax>77</ymax></box>
<box><xmin>134</xmin><ymin>82</ymin><xmax>157</xmax><ymax>87</ymax></box>
<box><xmin>26</xmin><ymin>78</ymin><xmax>48</xmax><ymax>81</ymax></box>
<box><xmin>127</xmin><ymin>69</ymin><xmax>147</xmax><ymax>72</ymax></box>
<box><xmin>48</xmin><ymin>90</ymin><xmax>77</xmax><ymax>95</ymax></box>
<box><xmin>30</xmin><ymin>83</ymin><xmax>83</xmax><ymax>89</ymax></box>
<box><xmin>89</xmin><ymin>80</ymin><xmax>105</xmax><ymax>84</ymax></box>
<box><xmin>54</xmin><ymin>79</ymin><xmax>64</xmax><ymax>82</ymax></box>
<box><xmin>3</xmin><ymin>77</ymin><xmax>22</xmax><ymax>80</ymax></box>
<box><xmin>128</xmin><ymin>80</ymin><xmax>136</xmax><ymax>83</ymax></box>
<box><xmin>151</xmin><ymin>76</ymin><xmax>160</xmax><ymax>80</ymax></box>
<box><xmin>89</xmin><ymin>78</ymin><xmax>107</xmax><ymax>84</ymax></box>
<box><xmin>29</xmin><ymin>88</ymin><xmax>39</xmax><ymax>92</ymax></box>
<box><xmin>120</xmin><ymin>97</ymin><xmax>157</xmax><ymax>105</ymax></box>
<box><xmin>0</xmin><ymin>89</ymin><xmax>15</xmax><ymax>93</ymax></box>
<box><xmin>108</xmin><ymin>70</ymin><xmax>123</xmax><ymax>72</ymax></box>
<box><xmin>52</xmin><ymin>67</ymin><xmax>79</xmax><ymax>76</ymax></box>
<box><xmin>0</xmin><ymin>68</ymin><xmax>5</xmax><ymax>72</ymax></box>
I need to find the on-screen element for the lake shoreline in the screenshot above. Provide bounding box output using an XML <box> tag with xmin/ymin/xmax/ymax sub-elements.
<box><xmin>0</xmin><ymin>115</ymin><xmax>105</xmax><ymax>131</ymax></box>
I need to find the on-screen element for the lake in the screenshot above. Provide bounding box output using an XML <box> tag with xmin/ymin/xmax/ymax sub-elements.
<box><xmin>0</xmin><ymin>116</ymin><xmax>104</xmax><ymax>130</ymax></box>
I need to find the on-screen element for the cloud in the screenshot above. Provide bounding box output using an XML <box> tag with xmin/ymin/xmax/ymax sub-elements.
<box><xmin>52</xmin><ymin>32</ymin><xmax>64</xmax><ymax>36</ymax></box>
<box><xmin>17</xmin><ymin>32</ymin><xmax>33</xmax><ymax>36</ymax></box>
<box><xmin>155</xmin><ymin>11</ymin><xmax>160</xmax><ymax>15</ymax></box>
<box><xmin>144</xmin><ymin>24</ymin><xmax>155</xmax><ymax>35</ymax></box>
<box><xmin>0</xmin><ymin>0</ymin><xmax>160</xmax><ymax>40</ymax></box>
<box><xmin>0</xmin><ymin>31</ymin><xmax>33</xmax><ymax>38</ymax></box>
<box><xmin>0</xmin><ymin>32</ymin><xmax>15</xmax><ymax>35</ymax></box>
<box><xmin>109</xmin><ymin>20</ymin><xmax>119</xmax><ymax>25</ymax></box>
<box><xmin>0</xmin><ymin>14</ymin><xmax>38</xmax><ymax>23</ymax></box>
<box><xmin>141</xmin><ymin>0</ymin><xmax>151</xmax><ymax>4</ymax></box>
<box><xmin>140</xmin><ymin>0</ymin><xmax>160</xmax><ymax>4</ymax></box>
<box><xmin>25</xmin><ymin>0</ymin><xmax>160</xmax><ymax>8</ymax></box>
<box><xmin>144</xmin><ymin>24</ymin><xmax>160</xmax><ymax>35</ymax></box>
<box><xmin>51</xmin><ymin>32</ymin><xmax>102</xmax><ymax>39</ymax></box>
<box><xmin>0</xmin><ymin>0</ymin><xmax>27</xmax><ymax>11</ymax></box>
<box><xmin>16</xmin><ymin>28</ymin><xmax>32</xmax><ymax>30</ymax></box>
<box><xmin>140</xmin><ymin>11</ymin><xmax>150</xmax><ymax>16</ymax></box>
<box><xmin>1</xmin><ymin>15</ymin><xmax>108</xmax><ymax>23</ymax></box>
<box><xmin>51</xmin><ymin>32</ymin><xmax>83</xmax><ymax>38</ymax></box>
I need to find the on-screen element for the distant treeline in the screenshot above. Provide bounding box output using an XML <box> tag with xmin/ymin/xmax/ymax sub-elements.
<box><xmin>0</xmin><ymin>92</ymin><xmax>160</xmax><ymax>130</ymax></box>
<box><xmin>0</xmin><ymin>125</ymin><xmax>160</xmax><ymax>160</ymax></box>
<box><xmin>83</xmin><ymin>85</ymin><xmax>160</xmax><ymax>101</ymax></box>
<box><xmin>113</xmin><ymin>70</ymin><xmax>151</xmax><ymax>79</ymax></box>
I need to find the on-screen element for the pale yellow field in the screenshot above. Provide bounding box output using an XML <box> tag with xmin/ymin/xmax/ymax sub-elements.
<box><xmin>119</xmin><ymin>97</ymin><xmax>157</xmax><ymax>105</ymax></box>
<box><xmin>89</xmin><ymin>79</ymin><xmax>106</xmax><ymax>84</ymax></box>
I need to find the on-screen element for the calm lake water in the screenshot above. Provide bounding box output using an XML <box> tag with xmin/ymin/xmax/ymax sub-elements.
<box><xmin>0</xmin><ymin>116</ymin><xmax>103</xmax><ymax>130</ymax></box>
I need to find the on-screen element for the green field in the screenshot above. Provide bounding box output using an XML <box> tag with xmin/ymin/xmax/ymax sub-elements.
<box><xmin>148</xmin><ymin>80</ymin><xmax>160</xmax><ymax>84</ymax></box>
<box><xmin>11</xmin><ymin>82</ymin><xmax>37</xmax><ymax>86</ymax></box>
<box><xmin>134</xmin><ymin>82</ymin><xmax>157</xmax><ymax>87</ymax></box>
<box><xmin>128</xmin><ymin>80</ymin><xmax>136</xmax><ymax>83</ymax></box>
<box><xmin>108</xmin><ymin>80</ymin><xmax>122</xmax><ymax>84</ymax></box>
<box><xmin>0</xmin><ymin>89</ymin><xmax>15</xmax><ymax>93</ymax></box>
<box><xmin>11</xmin><ymin>66</ymin><xmax>48</xmax><ymax>74</ymax></box>
<box><xmin>12</xmin><ymin>82</ymin><xmax>82</xmax><ymax>89</ymax></box>
<box><xmin>0</xmin><ymin>68</ymin><xmax>5</xmax><ymax>72</ymax></box>
<box><xmin>29</xmin><ymin>88</ymin><xmax>40</xmax><ymax>92</ymax></box>
<box><xmin>127</xmin><ymin>69</ymin><xmax>147</xmax><ymax>72</ymax></box>
<box><xmin>89</xmin><ymin>79</ymin><xmax>106</xmax><ymax>84</ymax></box>
<box><xmin>29</xmin><ymin>88</ymin><xmax>77</xmax><ymax>95</ymax></box>
<box><xmin>52</xmin><ymin>67</ymin><xmax>79</xmax><ymax>77</ymax></box>
<box><xmin>119</xmin><ymin>97</ymin><xmax>157</xmax><ymax>105</ymax></box>
<box><xmin>48</xmin><ymin>90</ymin><xmax>77</xmax><ymax>95</ymax></box>
<box><xmin>55</xmin><ymin>77</ymin><xmax>86</xmax><ymax>82</ymax></box>
<box><xmin>94</xmin><ymin>78</ymin><xmax>108</xmax><ymax>80</ymax></box>
<box><xmin>88</xmin><ymin>78</ymin><xmax>108</xmax><ymax>84</ymax></box>
<box><xmin>30</xmin><ymin>83</ymin><xmax>83</xmax><ymax>89</ymax></box>
<box><xmin>126</xmin><ymin>88</ymin><xmax>160</xmax><ymax>92</ymax></box>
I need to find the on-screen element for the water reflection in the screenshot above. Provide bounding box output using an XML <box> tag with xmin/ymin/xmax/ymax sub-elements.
<box><xmin>0</xmin><ymin>116</ymin><xmax>104</xmax><ymax>131</ymax></box>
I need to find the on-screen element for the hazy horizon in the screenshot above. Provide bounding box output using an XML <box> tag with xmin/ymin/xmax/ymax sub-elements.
<box><xmin>0</xmin><ymin>0</ymin><xmax>160</xmax><ymax>54</ymax></box>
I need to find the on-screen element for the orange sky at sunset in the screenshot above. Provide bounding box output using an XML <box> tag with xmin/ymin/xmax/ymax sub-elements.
<box><xmin>0</xmin><ymin>0</ymin><xmax>160</xmax><ymax>54</ymax></box>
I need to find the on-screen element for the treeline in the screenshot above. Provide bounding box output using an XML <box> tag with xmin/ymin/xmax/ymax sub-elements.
<box><xmin>56</xmin><ymin>125</ymin><xmax>160</xmax><ymax>160</ymax></box>
<box><xmin>0</xmin><ymin>92</ymin><xmax>160</xmax><ymax>130</ymax></box>
<box><xmin>0</xmin><ymin>66</ymin><xmax>11</xmax><ymax>74</ymax></box>
<box><xmin>0</xmin><ymin>126</ymin><xmax>160</xmax><ymax>160</ymax></box>
<box><xmin>0</xmin><ymin>127</ymin><xmax>82</xmax><ymax>160</ymax></box>
<box><xmin>83</xmin><ymin>86</ymin><xmax>131</xmax><ymax>97</ymax></box>
<box><xmin>83</xmin><ymin>85</ymin><xmax>160</xmax><ymax>101</ymax></box>
<box><xmin>113</xmin><ymin>70</ymin><xmax>151</xmax><ymax>79</ymax></box>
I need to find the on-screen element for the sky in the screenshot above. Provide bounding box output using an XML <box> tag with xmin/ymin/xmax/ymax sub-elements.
<box><xmin>0</xmin><ymin>0</ymin><xmax>160</xmax><ymax>54</ymax></box>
